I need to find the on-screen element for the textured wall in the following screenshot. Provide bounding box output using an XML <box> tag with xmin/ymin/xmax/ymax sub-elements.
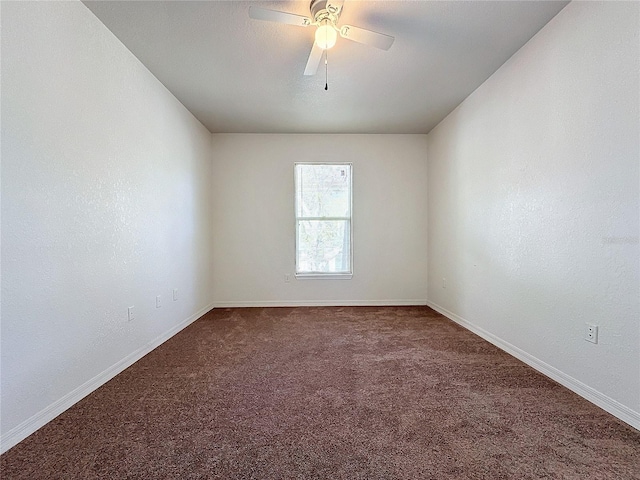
<box><xmin>211</xmin><ymin>134</ymin><xmax>428</xmax><ymax>306</ymax></box>
<box><xmin>1</xmin><ymin>1</ymin><xmax>213</xmax><ymax>448</ymax></box>
<box><xmin>427</xmin><ymin>1</ymin><xmax>639</xmax><ymax>423</ymax></box>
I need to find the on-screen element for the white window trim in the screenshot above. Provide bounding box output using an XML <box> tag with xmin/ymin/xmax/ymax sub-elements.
<box><xmin>294</xmin><ymin>162</ymin><xmax>353</xmax><ymax>279</ymax></box>
<box><xmin>295</xmin><ymin>273</ymin><xmax>353</xmax><ymax>280</ymax></box>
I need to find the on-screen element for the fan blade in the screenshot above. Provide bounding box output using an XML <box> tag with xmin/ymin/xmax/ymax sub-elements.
<box><xmin>249</xmin><ymin>6</ymin><xmax>312</xmax><ymax>27</ymax></box>
<box><xmin>304</xmin><ymin>42</ymin><xmax>324</xmax><ymax>76</ymax></box>
<box><xmin>339</xmin><ymin>24</ymin><xmax>394</xmax><ymax>50</ymax></box>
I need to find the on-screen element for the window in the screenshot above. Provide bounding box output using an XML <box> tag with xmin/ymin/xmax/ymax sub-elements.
<box><xmin>295</xmin><ymin>163</ymin><xmax>352</xmax><ymax>278</ymax></box>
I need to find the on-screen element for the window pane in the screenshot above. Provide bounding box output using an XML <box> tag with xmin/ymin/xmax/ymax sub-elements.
<box><xmin>296</xmin><ymin>220</ymin><xmax>351</xmax><ymax>273</ymax></box>
<box><xmin>296</xmin><ymin>164</ymin><xmax>351</xmax><ymax>218</ymax></box>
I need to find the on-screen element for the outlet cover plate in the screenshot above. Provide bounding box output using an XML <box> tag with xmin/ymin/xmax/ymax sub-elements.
<box><xmin>585</xmin><ymin>324</ymin><xmax>598</xmax><ymax>344</ymax></box>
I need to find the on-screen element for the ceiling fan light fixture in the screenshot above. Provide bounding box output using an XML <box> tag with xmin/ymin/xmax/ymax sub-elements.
<box><xmin>315</xmin><ymin>21</ymin><xmax>337</xmax><ymax>50</ymax></box>
<box><xmin>249</xmin><ymin>1</ymin><xmax>394</xmax><ymax>76</ymax></box>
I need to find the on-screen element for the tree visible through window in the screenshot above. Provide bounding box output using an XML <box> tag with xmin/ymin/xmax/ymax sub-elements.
<box><xmin>295</xmin><ymin>163</ymin><xmax>352</xmax><ymax>276</ymax></box>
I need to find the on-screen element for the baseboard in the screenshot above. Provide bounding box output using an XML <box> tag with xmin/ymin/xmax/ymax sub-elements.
<box><xmin>0</xmin><ymin>302</ymin><xmax>215</xmax><ymax>454</ymax></box>
<box><xmin>212</xmin><ymin>299</ymin><xmax>428</xmax><ymax>308</ymax></box>
<box><xmin>426</xmin><ymin>300</ymin><xmax>640</xmax><ymax>432</ymax></box>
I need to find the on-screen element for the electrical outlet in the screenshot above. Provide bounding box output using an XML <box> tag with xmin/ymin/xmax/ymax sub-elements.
<box><xmin>156</xmin><ymin>295</ymin><xmax>162</xmax><ymax>308</ymax></box>
<box><xmin>585</xmin><ymin>324</ymin><xmax>598</xmax><ymax>344</ymax></box>
<box><xmin>173</xmin><ymin>289</ymin><xmax>178</xmax><ymax>301</ymax></box>
<box><xmin>284</xmin><ymin>274</ymin><xmax>291</xmax><ymax>283</ymax></box>
<box><xmin>128</xmin><ymin>306</ymin><xmax>135</xmax><ymax>322</ymax></box>
<box><xmin>442</xmin><ymin>277</ymin><xmax>446</xmax><ymax>289</ymax></box>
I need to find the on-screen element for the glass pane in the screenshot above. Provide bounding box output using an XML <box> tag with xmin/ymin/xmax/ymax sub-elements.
<box><xmin>296</xmin><ymin>220</ymin><xmax>351</xmax><ymax>273</ymax></box>
<box><xmin>296</xmin><ymin>164</ymin><xmax>351</xmax><ymax>218</ymax></box>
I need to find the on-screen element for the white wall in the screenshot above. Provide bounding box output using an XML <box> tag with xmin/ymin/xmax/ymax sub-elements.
<box><xmin>427</xmin><ymin>1</ymin><xmax>639</xmax><ymax>428</ymax></box>
<box><xmin>211</xmin><ymin>134</ymin><xmax>428</xmax><ymax>306</ymax></box>
<box><xmin>1</xmin><ymin>1</ymin><xmax>214</xmax><ymax>452</ymax></box>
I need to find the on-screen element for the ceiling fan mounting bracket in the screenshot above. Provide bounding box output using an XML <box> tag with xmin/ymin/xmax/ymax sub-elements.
<box><xmin>310</xmin><ymin>0</ymin><xmax>341</xmax><ymax>26</ymax></box>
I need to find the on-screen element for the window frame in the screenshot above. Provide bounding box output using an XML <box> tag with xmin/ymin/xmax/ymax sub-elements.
<box><xmin>294</xmin><ymin>162</ymin><xmax>353</xmax><ymax>279</ymax></box>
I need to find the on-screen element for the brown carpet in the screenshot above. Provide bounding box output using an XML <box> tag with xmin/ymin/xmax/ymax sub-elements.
<box><xmin>2</xmin><ymin>306</ymin><xmax>639</xmax><ymax>479</ymax></box>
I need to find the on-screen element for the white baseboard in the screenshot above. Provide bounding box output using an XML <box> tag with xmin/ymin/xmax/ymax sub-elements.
<box><xmin>0</xmin><ymin>302</ymin><xmax>215</xmax><ymax>454</ymax></box>
<box><xmin>426</xmin><ymin>300</ymin><xmax>640</xmax><ymax>432</ymax></box>
<box><xmin>212</xmin><ymin>299</ymin><xmax>428</xmax><ymax>308</ymax></box>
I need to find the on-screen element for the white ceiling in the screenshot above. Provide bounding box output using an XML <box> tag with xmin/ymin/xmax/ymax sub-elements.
<box><xmin>83</xmin><ymin>0</ymin><xmax>569</xmax><ymax>134</ymax></box>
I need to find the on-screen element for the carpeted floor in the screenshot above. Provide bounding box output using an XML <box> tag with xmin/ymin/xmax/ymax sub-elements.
<box><xmin>2</xmin><ymin>306</ymin><xmax>639</xmax><ymax>479</ymax></box>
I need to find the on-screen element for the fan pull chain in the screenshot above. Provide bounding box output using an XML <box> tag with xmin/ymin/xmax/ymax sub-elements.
<box><xmin>324</xmin><ymin>49</ymin><xmax>328</xmax><ymax>91</ymax></box>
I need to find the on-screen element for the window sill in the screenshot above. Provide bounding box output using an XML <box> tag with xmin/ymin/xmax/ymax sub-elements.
<box><xmin>295</xmin><ymin>273</ymin><xmax>353</xmax><ymax>280</ymax></box>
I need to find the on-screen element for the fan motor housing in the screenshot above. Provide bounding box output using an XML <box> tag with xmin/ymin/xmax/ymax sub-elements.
<box><xmin>310</xmin><ymin>0</ymin><xmax>341</xmax><ymax>24</ymax></box>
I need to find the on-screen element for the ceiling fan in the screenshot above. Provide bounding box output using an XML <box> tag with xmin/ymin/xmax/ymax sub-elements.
<box><xmin>249</xmin><ymin>0</ymin><xmax>394</xmax><ymax>76</ymax></box>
